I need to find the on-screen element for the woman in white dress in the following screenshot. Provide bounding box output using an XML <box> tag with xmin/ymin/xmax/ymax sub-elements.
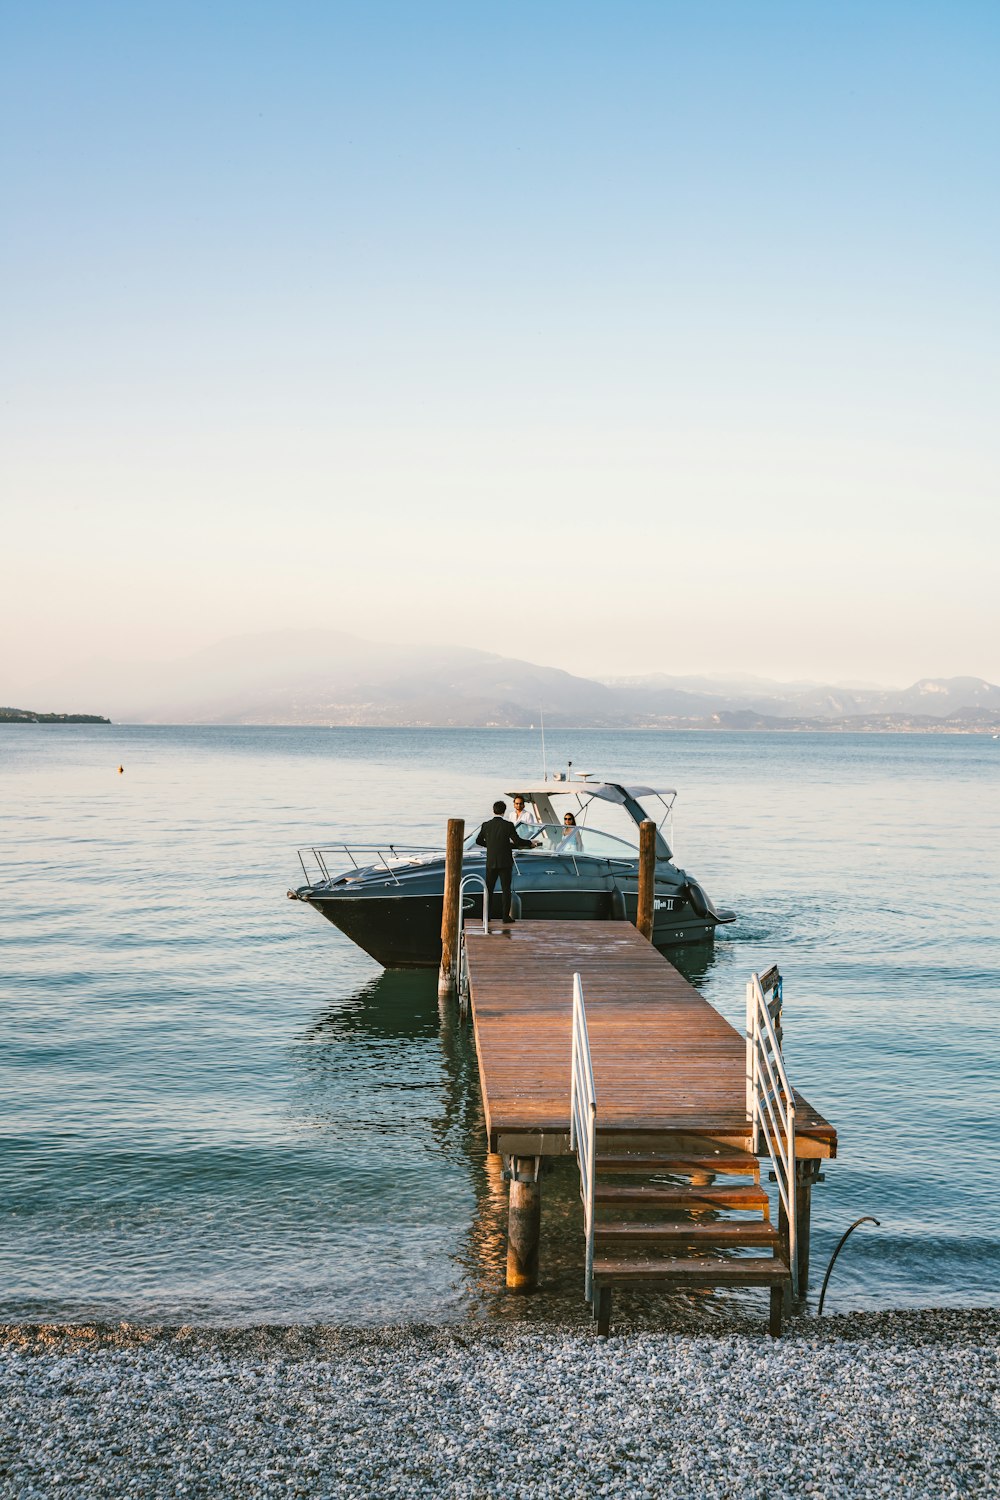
<box><xmin>557</xmin><ymin>812</ymin><xmax>583</xmax><ymax>854</ymax></box>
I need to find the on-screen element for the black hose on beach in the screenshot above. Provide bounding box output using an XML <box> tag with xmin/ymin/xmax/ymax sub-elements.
<box><xmin>817</xmin><ymin>1216</ymin><xmax>881</xmax><ymax>1315</ymax></box>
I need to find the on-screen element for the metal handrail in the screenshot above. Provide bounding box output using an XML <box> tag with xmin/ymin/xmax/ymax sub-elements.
<box><xmin>746</xmin><ymin>969</ymin><xmax>798</xmax><ymax>1295</ymax></box>
<box><xmin>456</xmin><ymin>873</ymin><xmax>489</xmax><ymax>1003</ymax></box>
<box><xmin>297</xmin><ymin>844</ymin><xmax>439</xmax><ymax>886</ymax></box>
<box><xmin>570</xmin><ymin>972</ymin><xmax>598</xmax><ymax>1303</ymax></box>
<box><xmin>458</xmin><ymin>873</ymin><xmax>489</xmax><ymax>936</ymax></box>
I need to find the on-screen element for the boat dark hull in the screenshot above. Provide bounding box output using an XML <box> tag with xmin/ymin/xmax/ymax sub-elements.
<box><xmin>305</xmin><ymin>886</ymin><xmax>721</xmax><ymax>969</ymax></box>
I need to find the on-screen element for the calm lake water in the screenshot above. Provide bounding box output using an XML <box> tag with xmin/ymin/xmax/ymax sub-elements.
<box><xmin>2</xmin><ymin>726</ymin><xmax>998</xmax><ymax>1327</ymax></box>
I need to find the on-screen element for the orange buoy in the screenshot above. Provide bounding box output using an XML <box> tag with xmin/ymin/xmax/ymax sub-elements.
<box><xmin>118</xmin><ymin>765</ymin><xmax>124</xmax><ymax>774</ymax></box>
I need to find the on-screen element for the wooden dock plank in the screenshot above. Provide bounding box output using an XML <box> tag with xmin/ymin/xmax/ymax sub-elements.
<box><xmin>466</xmin><ymin>921</ymin><xmax>836</xmax><ymax>1156</ymax></box>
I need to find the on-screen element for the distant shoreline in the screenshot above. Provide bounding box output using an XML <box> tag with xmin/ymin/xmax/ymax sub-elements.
<box><xmin>0</xmin><ymin>708</ymin><xmax>111</xmax><ymax>724</ymax></box>
<box><xmin>3</xmin><ymin>717</ymin><xmax>996</xmax><ymax>734</ymax></box>
<box><xmin>126</xmin><ymin>721</ymin><xmax>1000</xmax><ymax>733</ymax></box>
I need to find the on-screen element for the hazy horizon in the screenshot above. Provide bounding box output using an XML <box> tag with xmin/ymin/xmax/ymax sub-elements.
<box><xmin>3</xmin><ymin>3</ymin><xmax>998</xmax><ymax>692</ymax></box>
<box><xmin>4</xmin><ymin>622</ymin><xmax>999</xmax><ymax>712</ymax></box>
<box><xmin>5</xmin><ymin>625</ymin><xmax>1000</xmax><ymax>727</ymax></box>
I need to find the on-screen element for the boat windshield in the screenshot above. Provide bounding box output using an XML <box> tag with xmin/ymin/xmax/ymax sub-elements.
<box><xmin>501</xmin><ymin>782</ymin><xmax>677</xmax><ymax>852</ymax></box>
<box><xmin>463</xmin><ymin>823</ymin><xmax>637</xmax><ymax>860</ymax></box>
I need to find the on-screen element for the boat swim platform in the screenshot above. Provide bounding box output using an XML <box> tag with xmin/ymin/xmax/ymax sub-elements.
<box><xmin>465</xmin><ymin>919</ymin><xmax>837</xmax><ymax>1160</ymax></box>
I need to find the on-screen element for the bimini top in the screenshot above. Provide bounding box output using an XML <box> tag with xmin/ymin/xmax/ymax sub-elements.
<box><xmin>505</xmin><ymin>781</ymin><xmax>676</xmax><ymax>804</ymax></box>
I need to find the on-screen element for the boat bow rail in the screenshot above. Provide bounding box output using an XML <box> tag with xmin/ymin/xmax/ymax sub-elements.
<box><xmin>294</xmin><ymin>844</ymin><xmax>441</xmax><ymax>888</ymax></box>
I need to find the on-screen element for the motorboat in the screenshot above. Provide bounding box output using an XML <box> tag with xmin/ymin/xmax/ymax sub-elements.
<box><xmin>288</xmin><ymin>773</ymin><xmax>735</xmax><ymax>969</ymax></box>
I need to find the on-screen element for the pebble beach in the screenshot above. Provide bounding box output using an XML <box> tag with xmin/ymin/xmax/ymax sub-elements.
<box><xmin>2</xmin><ymin>1309</ymin><xmax>997</xmax><ymax>1498</ymax></box>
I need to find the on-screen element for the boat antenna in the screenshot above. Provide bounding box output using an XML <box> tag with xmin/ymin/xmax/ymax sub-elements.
<box><xmin>540</xmin><ymin>709</ymin><xmax>547</xmax><ymax>781</ymax></box>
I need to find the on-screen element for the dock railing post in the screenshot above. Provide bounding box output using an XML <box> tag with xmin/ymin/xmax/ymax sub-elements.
<box><xmin>636</xmin><ymin>819</ymin><xmax>656</xmax><ymax>942</ymax></box>
<box><xmin>438</xmin><ymin>817</ymin><xmax>465</xmax><ymax>998</ymax></box>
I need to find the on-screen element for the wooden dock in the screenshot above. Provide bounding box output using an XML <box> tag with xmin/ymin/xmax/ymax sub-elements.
<box><xmin>462</xmin><ymin>919</ymin><xmax>837</xmax><ymax>1334</ymax></box>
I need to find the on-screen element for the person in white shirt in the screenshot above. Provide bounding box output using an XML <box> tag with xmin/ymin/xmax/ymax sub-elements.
<box><xmin>510</xmin><ymin>794</ymin><xmax>539</xmax><ymax>831</ymax></box>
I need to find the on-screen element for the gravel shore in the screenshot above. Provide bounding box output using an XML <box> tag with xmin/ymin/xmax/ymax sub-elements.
<box><xmin>1</xmin><ymin>1309</ymin><xmax>997</xmax><ymax>1498</ymax></box>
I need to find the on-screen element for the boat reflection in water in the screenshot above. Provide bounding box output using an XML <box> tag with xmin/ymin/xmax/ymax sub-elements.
<box><xmin>290</xmin><ymin>777</ymin><xmax>735</xmax><ymax>968</ymax></box>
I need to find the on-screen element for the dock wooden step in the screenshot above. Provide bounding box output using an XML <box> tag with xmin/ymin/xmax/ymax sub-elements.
<box><xmin>595</xmin><ymin>1151</ymin><xmax>760</xmax><ymax>1178</ymax></box>
<box><xmin>593</xmin><ymin>1221</ymin><xmax>780</xmax><ymax>1248</ymax></box>
<box><xmin>593</xmin><ymin>1183</ymin><xmax>769</xmax><ymax>1210</ymax></box>
<box><xmin>592</xmin><ymin>1255</ymin><xmax>790</xmax><ymax>1287</ymax></box>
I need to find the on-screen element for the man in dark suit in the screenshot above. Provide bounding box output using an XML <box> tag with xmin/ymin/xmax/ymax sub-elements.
<box><xmin>476</xmin><ymin>799</ymin><xmax>538</xmax><ymax>924</ymax></box>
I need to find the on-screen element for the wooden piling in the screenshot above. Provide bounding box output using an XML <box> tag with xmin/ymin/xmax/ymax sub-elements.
<box><xmin>778</xmin><ymin>1192</ymin><xmax>793</xmax><ymax>1313</ymax></box>
<box><xmin>437</xmin><ymin>817</ymin><xmax>465</xmax><ymax>998</ymax></box>
<box><xmin>795</xmin><ymin>1160</ymin><xmax>819</xmax><ymax>1291</ymax></box>
<box><xmin>506</xmin><ymin>1157</ymin><xmax>541</xmax><ymax>1290</ymax></box>
<box><xmin>595</xmin><ymin>1287</ymin><xmax>613</xmax><ymax>1337</ymax></box>
<box><xmin>636</xmin><ymin>819</ymin><xmax>656</xmax><ymax>942</ymax></box>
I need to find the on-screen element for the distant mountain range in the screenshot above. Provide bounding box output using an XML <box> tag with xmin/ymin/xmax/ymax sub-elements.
<box><xmin>17</xmin><ymin>630</ymin><xmax>1000</xmax><ymax>731</ymax></box>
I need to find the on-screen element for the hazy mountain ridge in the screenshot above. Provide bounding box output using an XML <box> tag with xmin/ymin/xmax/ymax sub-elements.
<box><xmin>604</xmin><ymin>672</ymin><xmax>1000</xmax><ymax>720</ymax></box>
<box><xmin>17</xmin><ymin>631</ymin><xmax>1000</xmax><ymax>730</ymax></box>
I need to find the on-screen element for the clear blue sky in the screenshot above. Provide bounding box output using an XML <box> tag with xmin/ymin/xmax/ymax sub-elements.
<box><xmin>2</xmin><ymin>1</ymin><xmax>998</xmax><ymax>693</ymax></box>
